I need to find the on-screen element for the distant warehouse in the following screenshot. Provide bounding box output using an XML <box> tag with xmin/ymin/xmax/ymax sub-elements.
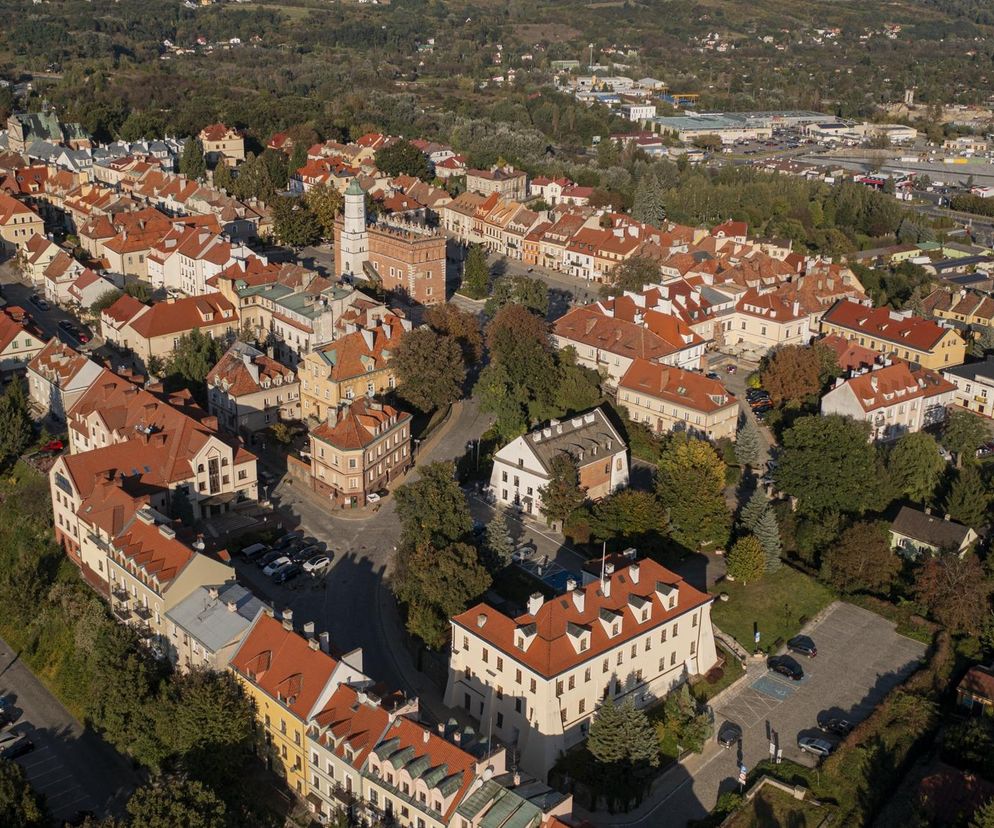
<box><xmin>651</xmin><ymin>110</ymin><xmax>838</xmax><ymax>143</ymax></box>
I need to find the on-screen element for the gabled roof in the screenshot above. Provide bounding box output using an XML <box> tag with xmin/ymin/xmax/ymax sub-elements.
<box><xmin>229</xmin><ymin>612</ymin><xmax>340</xmax><ymax>720</ymax></box>
<box><xmin>311</xmin><ymin>315</ymin><xmax>407</xmax><ymax>382</ymax></box>
<box><xmin>830</xmin><ymin>362</ymin><xmax>956</xmax><ymax>413</ymax></box>
<box><xmin>553</xmin><ymin>305</ymin><xmax>701</xmax><ymax>360</ymax></box>
<box><xmin>311</xmin><ymin>684</ymin><xmax>391</xmax><ymax>770</ymax></box>
<box><xmin>207</xmin><ymin>341</ymin><xmax>297</xmax><ymax>398</ymax></box>
<box><xmin>311</xmin><ymin>397</ymin><xmax>410</xmax><ymax>451</ymax></box>
<box><xmin>111</xmin><ymin>508</ymin><xmax>199</xmax><ymax>587</ymax></box>
<box><xmin>0</xmin><ymin>191</ymin><xmax>38</xmax><ymax>224</ymax></box>
<box><xmin>27</xmin><ymin>339</ymin><xmax>99</xmax><ymax>390</ymax></box>
<box><xmin>102</xmin><ymin>293</ymin><xmax>146</xmax><ymax>326</ymax></box>
<box><xmin>891</xmin><ymin>506</ymin><xmax>973</xmax><ymax>550</ymax></box>
<box><xmin>127</xmin><ymin>293</ymin><xmax>237</xmax><ymax>339</ymax></box>
<box><xmin>619</xmin><ymin>358</ymin><xmax>736</xmax><ymax>414</ymax></box>
<box><xmin>0</xmin><ymin>310</ymin><xmax>42</xmax><ymax>353</ymax></box>
<box><xmin>501</xmin><ymin>406</ymin><xmax>626</xmax><ymax>475</ymax></box>
<box><xmin>822</xmin><ymin>299</ymin><xmax>958</xmax><ymax>352</ymax></box>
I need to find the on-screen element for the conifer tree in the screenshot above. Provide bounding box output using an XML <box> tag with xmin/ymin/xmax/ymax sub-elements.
<box><xmin>726</xmin><ymin>536</ymin><xmax>764</xmax><ymax>584</ymax></box>
<box><xmin>734</xmin><ymin>419</ymin><xmax>762</xmax><ymax>468</ymax></box>
<box><xmin>739</xmin><ymin>487</ymin><xmax>769</xmax><ymax>533</ymax></box>
<box><xmin>483</xmin><ymin>508</ymin><xmax>513</xmax><ymax>572</ymax></box>
<box><xmin>622</xmin><ymin>699</ymin><xmax>660</xmax><ymax>769</ymax></box>
<box><xmin>754</xmin><ymin>507</ymin><xmax>782</xmax><ymax>572</ymax></box>
<box><xmin>587</xmin><ymin>697</ymin><xmax>628</xmax><ymax>764</ymax></box>
<box><xmin>944</xmin><ymin>465</ymin><xmax>991</xmax><ymax>530</ymax></box>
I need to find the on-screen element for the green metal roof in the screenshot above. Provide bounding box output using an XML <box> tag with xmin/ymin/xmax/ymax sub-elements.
<box><xmin>346</xmin><ymin>178</ymin><xmax>365</xmax><ymax>196</ymax></box>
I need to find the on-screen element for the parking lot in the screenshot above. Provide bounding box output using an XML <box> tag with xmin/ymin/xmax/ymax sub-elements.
<box><xmin>650</xmin><ymin>602</ymin><xmax>927</xmax><ymax>826</ymax></box>
<box><xmin>1</xmin><ymin>636</ymin><xmax>137</xmax><ymax>823</ymax></box>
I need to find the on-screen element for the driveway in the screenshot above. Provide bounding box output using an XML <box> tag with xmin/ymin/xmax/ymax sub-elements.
<box><xmin>0</xmin><ymin>636</ymin><xmax>139</xmax><ymax>822</ymax></box>
<box><xmin>597</xmin><ymin>602</ymin><xmax>927</xmax><ymax>827</ymax></box>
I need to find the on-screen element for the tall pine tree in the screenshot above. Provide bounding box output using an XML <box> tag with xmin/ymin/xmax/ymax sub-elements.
<box><xmin>587</xmin><ymin>697</ymin><xmax>628</xmax><ymax>764</ymax></box>
<box><xmin>754</xmin><ymin>507</ymin><xmax>782</xmax><ymax>572</ymax></box>
<box><xmin>734</xmin><ymin>418</ymin><xmax>762</xmax><ymax>468</ymax></box>
<box><xmin>483</xmin><ymin>508</ymin><xmax>513</xmax><ymax>572</ymax></box>
<box><xmin>944</xmin><ymin>465</ymin><xmax>991</xmax><ymax>530</ymax></box>
<box><xmin>739</xmin><ymin>487</ymin><xmax>769</xmax><ymax>532</ymax></box>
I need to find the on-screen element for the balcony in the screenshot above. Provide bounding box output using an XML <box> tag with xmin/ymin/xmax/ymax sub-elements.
<box><xmin>112</xmin><ymin>604</ymin><xmax>132</xmax><ymax>622</ymax></box>
<box><xmin>134</xmin><ymin>605</ymin><xmax>153</xmax><ymax>621</ymax></box>
<box><xmin>133</xmin><ymin>621</ymin><xmax>153</xmax><ymax>639</ymax></box>
<box><xmin>111</xmin><ymin>586</ymin><xmax>129</xmax><ymax>602</ymax></box>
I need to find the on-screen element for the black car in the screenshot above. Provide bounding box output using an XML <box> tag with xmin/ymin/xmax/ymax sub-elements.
<box><xmin>273</xmin><ymin>531</ymin><xmax>303</xmax><ymax>551</ymax></box>
<box><xmin>57</xmin><ymin>319</ymin><xmax>74</xmax><ymax>331</ymax></box>
<box><xmin>787</xmin><ymin>635</ymin><xmax>817</xmax><ymax>658</ymax></box>
<box><xmin>274</xmin><ymin>564</ymin><xmax>301</xmax><ymax>584</ymax></box>
<box><xmin>30</xmin><ymin>295</ymin><xmax>49</xmax><ymax>311</ymax></box>
<box><xmin>706</xmin><ymin>371</ymin><xmax>721</xmax><ymax>381</ymax></box>
<box><xmin>717</xmin><ymin>722</ymin><xmax>742</xmax><ymax>748</ymax></box>
<box><xmin>768</xmin><ymin>655</ymin><xmax>804</xmax><ymax>681</ymax></box>
<box><xmin>1</xmin><ymin>737</ymin><xmax>34</xmax><ymax>759</ymax></box>
<box><xmin>0</xmin><ymin>697</ymin><xmax>12</xmax><ymax>727</ymax></box>
<box><xmin>745</xmin><ymin>388</ymin><xmax>768</xmax><ymax>399</ymax></box>
<box><xmin>257</xmin><ymin>549</ymin><xmax>286</xmax><ymax>568</ymax></box>
<box><xmin>818</xmin><ymin>717</ymin><xmax>854</xmax><ymax>737</ymax></box>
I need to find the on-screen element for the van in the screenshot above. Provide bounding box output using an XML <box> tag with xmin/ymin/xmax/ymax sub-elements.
<box><xmin>241</xmin><ymin>542</ymin><xmax>269</xmax><ymax>560</ymax></box>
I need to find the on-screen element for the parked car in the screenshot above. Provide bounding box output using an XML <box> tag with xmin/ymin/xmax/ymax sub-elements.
<box><xmin>0</xmin><ymin>698</ymin><xmax>12</xmax><ymax>727</ymax></box>
<box><xmin>726</xmin><ymin>364</ymin><xmax>737</xmax><ymax>374</ymax></box>
<box><xmin>240</xmin><ymin>542</ymin><xmax>269</xmax><ymax>560</ymax></box>
<box><xmin>818</xmin><ymin>717</ymin><xmax>854</xmax><ymax>737</ymax></box>
<box><xmin>57</xmin><ymin>319</ymin><xmax>74</xmax><ymax>331</ymax></box>
<box><xmin>768</xmin><ymin>655</ymin><xmax>804</xmax><ymax>681</ymax></box>
<box><xmin>40</xmin><ymin>439</ymin><xmax>64</xmax><ymax>454</ymax></box>
<box><xmin>797</xmin><ymin>736</ymin><xmax>834</xmax><ymax>757</ymax></box>
<box><xmin>706</xmin><ymin>371</ymin><xmax>721</xmax><ymax>380</ymax></box>
<box><xmin>366</xmin><ymin>492</ymin><xmax>381</xmax><ymax>503</ymax></box>
<box><xmin>303</xmin><ymin>554</ymin><xmax>331</xmax><ymax>574</ymax></box>
<box><xmin>273</xmin><ymin>531</ymin><xmax>303</xmax><ymax>551</ymax></box>
<box><xmin>30</xmin><ymin>295</ymin><xmax>49</xmax><ymax>311</ymax></box>
<box><xmin>977</xmin><ymin>443</ymin><xmax>994</xmax><ymax>459</ymax></box>
<box><xmin>274</xmin><ymin>564</ymin><xmax>301</xmax><ymax>584</ymax></box>
<box><xmin>745</xmin><ymin>388</ymin><xmax>769</xmax><ymax>400</ymax></box>
<box><xmin>257</xmin><ymin>549</ymin><xmax>285</xmax><ymax>568</ymax></box>
<box><xmin>0</xmin><ymin>730</ymin><xmax>32</xmax><ymax>759</ymax></box>
<box><xmin>717</xmin><ymin>722</ymin><xmax>742</xmax><ymax>749</ymax></box>
<box><xmin>787</xmin><ymin>635</ymin><xmax>817</xmax><ymax>658</ymax></box>
<box><xmin>263</xmin><ymin>556</ymin><xmax>291</xmax><ymax>576</ymax></box>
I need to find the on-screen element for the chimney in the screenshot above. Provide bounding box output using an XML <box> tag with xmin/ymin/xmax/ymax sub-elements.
<box><xmin>326</xmin><ymin>407</ymin><xmax>339</xmax><ymax>428</ymax></box>
<box><xmin>208</xmin><ymin>586</ymin><xmax>219</xmax><ymax>600</ymax></box>
<box><xmin>226</xmin><ymin>600</ymin><xmax>237</xmax><ymax>612</ymax></box>
<box><xmin>318</xmin><ymin>631</ymin><xmax>330</xmax><ymax>653</ymax></box>
<box><xmin>572</xmin><ymin>584</ymin><xmax>585</xmax><ymax>613</ymax></box>
<box><xmin>566</xmin><ymin>577</ymin><xmax>577</xmax><ymax>592</ymax></box>
<box><xmin>308</xmin><ymin>638</ymin><xmax>320</xmax><ymax>650</ymax></box>
<box><xmin>282</xmin><ymin>608</ymin><xmax>294</xmax><ymax>631</ymax></box>
<box><xmin>453</xmin><ymin>732</ymin><xmax>462</xmax><ymax>745</ymax></box>
<box><xmin>527</xmin><ymin>592</ymin><xmax>544</xmax><ymax>616</ymax></box>
<box><xmin>422</xmin><ymin>729</ymin><xmax>430</xmax><ymax>743</ymax></box>
<box><xmin>303</xmin><ymin>621</ymin><xmax>315</xmax><ymax>638</ymax></box>
<box><xmin>629</xmin><ymin>562</ymin><xmax>640</xmax><ymax>584</ymax></box>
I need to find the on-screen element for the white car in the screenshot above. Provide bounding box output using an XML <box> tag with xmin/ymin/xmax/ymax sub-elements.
<box><xmin>367</xmin><ymin>492</ymin><xmax>381</xmax><ymax>503</ymax></box>
<box><xmin>0</xmin><ymin>730</ymin><xmax>23</xmax><ymax>751</ymax></box>
<box><xmin>303</xmin><ymin>554</ymin><xmax>331</xmax><ymax>574</ymax></box>
<box><xmin>263</xmin><ymin>556</ymin><xmax>291</xmax><ymax>576</ymax></box>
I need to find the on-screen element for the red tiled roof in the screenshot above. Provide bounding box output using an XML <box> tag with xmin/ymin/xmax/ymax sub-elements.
<box><xmin>454</xmin><ymin>558</ymin><xmax>711</xmax><ymax>677</ymax></box>
<box><xmin>819</xmin><ymin>334</ymin><xmax>880</xmax><ymax>372</ymax></box>
<box><xmin>312</xmin><ymin>684</ymin><xmax>391</xmax><ymax>769</ymax></box>
<box><xmin>822</xmin><ymin>299</ymin><xmax>956</xmax><ymax>352</ymax></box>
<box><xmin>128</xmin><ymin>293</ymin><xmax>237</xmax><ymax>339</ymax></box>
<box><xmin>230</xmin><ymin>613</ymin><xmax>340</xmax><ymax>719</ymax></box>
<box><xmin>206</xmin><ymin>344</ymin><xmax>296</xmax><ymax>398</ymax></box>
<box><xmin>835</xmin><ymin>362</ymin><xmax>956</xmax><ymax>412</ymax></box>
<box><xmin>311</xmin><ymin>398</ymin><xmax>411</xmax><ymax>451</ymax></box>
<box><xmin>311</xmin><ymin>315</ymin><xmax>406</xmax><ymax>382</ymax></box>
<box><xmin>27</xmin><ymin>339</ymin><xmax>93</xmax><ymax>387</ymax></box>
<box><xmin>0</xmin><ymin>311</ymin><xmax>39</xmax><ymax>353</ymax></box>
<box><xmin>620</xmin><ymin>358</ymin><xmax>736</xmax><ymax>413</ymax></box>
<box><xmin>200</xmin><ymin>123</ymin><xmax>240</xmax><ymax>142</ymax></box>
<box><xmin>554</xmin><ymin>305</ymin><xmax>701</xmax><ymax>361</ymax></box>
<box><xmin>0</xmin><ymin>191</ymin><xmax>38</xmax><ymax>224</ymax></box>
<box><xmin>102</xmin><ymin>293</ymin><xmax>146</xmax><ymax>326</ymax></box>
<box><xmin>112</xmin><ymin>512</ymin><xmax>197</xmax><ymax>586</ymax></box>
<box><xmin>960</xmin><ymin>666</ymin><xmax>994</xmax><ymax>701</ymax></box>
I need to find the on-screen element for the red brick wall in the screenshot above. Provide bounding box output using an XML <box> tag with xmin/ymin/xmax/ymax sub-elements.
<box><xmin>367</xmin><ymin>227</ymin><xmax>445</xmax><ymax>305</ymax></box>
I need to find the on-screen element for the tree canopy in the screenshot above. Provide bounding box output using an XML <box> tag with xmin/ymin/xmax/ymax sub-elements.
<box><xmin>760</xmin><ymin>344</ymin><xmax>838</xmax><ymax>406</ymax></box>
<box><xmin>125</xmin><ymin>777</ymin><xmax>226</xmax><ymax>828</ymax></box>
<box><xmin>539</xmin><ymin>454</ymin><xmax>586</xmax><ymax>526</ymax></box>
<box><xmin>374</xmin><ymin>138</ymin><xmax>432</xmax><ymax>180</ymax></box>
<box><xmin>460</xmin><ymin>244</ymin><xmax>489</xmax><ymax>300</ymax></box>
<box><xmin>394</xmin><ymin>328</ymin><xmax>466</xmax><ymax>412</ymax></box>
<box><xmin>393</xmin><ymin>461</ymin><xmax>472</xmax><ymax>549</ymax></box>
<box><xmin>0</xmin><ymin>759</ymin><xmax>47</xmax><ymax>828</ymax></box>
<box><xmin>656</xmin><ymin>435</ymin><xmax>730</xmax><ymax>551</ymax></box>
<box><xmin>820</xmin><ymin>520</ymin><xmax>899</xmax><ymax>595</ymax></box>
<box><xmin>889</xmin><ymin>431</ymin><xmax>945</xmax><ymax>504</ymax></box>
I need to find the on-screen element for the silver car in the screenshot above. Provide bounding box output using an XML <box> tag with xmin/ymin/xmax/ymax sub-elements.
<box><xmin>797</xmin><ymin>736</ymin><xmax>834</xmax><ymax>758</ymax></box>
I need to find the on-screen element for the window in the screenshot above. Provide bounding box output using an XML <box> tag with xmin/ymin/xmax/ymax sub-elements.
<box><xmin>671</xmin><ymin>651</ymin><xmax>677</xmax><ymax>666</ymax></box>
<box><xmin>515</xmin><ymin>698</ymin><xmax>522</xmax><ymax>714</ymax></box>
<box><xmin>660</xmin><ymin>628</ymin><xmax>667</xmax><ymax>642</ymax></box>
<box><xmin>579</xmin><ymin>699</ymin><xmax>586</xmax><ymax>715</ymax></box>
<box><xmin>616</xmin><ymin>652</ymin><xmax>623</xmax><ymax>666</ymax></box>
<box><xmin>496</xmin><ymin>712</ymin><xmax>504</xmax><ymax>729</ymax></box>
<box><xmin>561</xmin><ymin>709</ymin><xmax>567</xmax><ymax>723</ymax></box>
<box><xmin>631</xmin><ymin>644</ymin><xmax>637</xmax><ymax>658</ymax></box>
<box><xmin>482</xmin><ymin>648</ymin><xmax>489</xmax><ymax>663</ymax></box>
<box><xmin>584</xmin><ymin>667</ymin><xmax>591</xmax><ymax>682</ymax></box>
<box><xmin>673</xmin><ymin>623</ymin><xmax>679</xmax><ymax>636</ymax></box>
<box><xmin>530</xmin><ymin>678</ymin><xmax>536</xmax><ymax>693</ymax></box>
<box><xmin>556</xmin><ymin>679</ymin><xmax>563</xmax><ymax>696</ymax></box>
<box><xmin>645</xmin><ymin>638</ymin><xmax>651</xmax><ymax>652</ymax></box>
<box><xmin>692</xmin><ymin>614</ymin><xmax>698</xmax><ymax>627</ymax></box>
<box><xmin>497</xmin><ymin>656</ymin><xmax>503</xmax><ymax>671</ymax></box>
<box><xmin>568</xmin><ymin>675</ymin><xmax>575</xmax><ymax>691</ymax></box>
<box><xmin>602</xmin><ymin>659</ymin><xmax>609</xmax><ymax>674</ymax></box>
<box><xmin>690</xmin><ymin>641</ymin><xmax>697</xmax><ymax>655</ymax></box>
<box><xmin>502</xmin><ymin>471</ymin><xmax>508</xmax><ymax>482</ymax></box>
<box><xmin>515</xmin><ymin>668</ymin><xmax>522</xmax><ymax>684</ymax></box>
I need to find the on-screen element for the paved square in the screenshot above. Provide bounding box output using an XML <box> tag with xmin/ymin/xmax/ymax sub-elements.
<box><xmin>640</xmin><ymin>602</ymin><xmax>928</xmax><ymax>826</ymax></box>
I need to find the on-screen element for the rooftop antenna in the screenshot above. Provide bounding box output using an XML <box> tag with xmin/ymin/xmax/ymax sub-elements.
<box><xmin>600</xmin><ymin>540</ymin><xmax>607</xmax><ymax>588</ymax></box>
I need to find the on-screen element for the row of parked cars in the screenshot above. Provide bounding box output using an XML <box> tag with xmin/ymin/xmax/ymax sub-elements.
<box><xmin>242</xmin><ymin>531</ymin><xmax>332</xmax><ymax>585</ymax></box>
<box><xmin>746</xmin><ymin>387</ymin><xmax>773</xmax><ymax>419</ymax></box>
<box><xmin>0</xmin><ymin>698</ymin><xmax>33</xmax><ymax>760</ymax></box>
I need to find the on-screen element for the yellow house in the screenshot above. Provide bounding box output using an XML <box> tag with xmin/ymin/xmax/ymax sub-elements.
<box><xmin>820</xmin><ymin>299</ymin><xmax>966</xmax><ymax>370</ymax></box>
<box><xmin>299</xmin><ymin>315</ymin><xmax>409</xmax><ymax>421</ymax></box>
<box><xmin>0</xmin><ymin>192</ymin><xmax>43</xmax><ymax>255</ymax></box>
<box><xmin>229</xmin><ymin>610</ymin><xmax>367</xmax><ymax>798</ymax></box>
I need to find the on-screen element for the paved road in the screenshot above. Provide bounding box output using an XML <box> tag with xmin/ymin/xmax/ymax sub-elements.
<box><xmin>0</xmin><ymin>636</ymin><xmax>138</xmax><ymax>822</ymax></box>
<box><xmin>590</xmin><ymin>602</ymin><xmax>926</xmax><ymax>827</ymax></box>
<box><xmin>248</xmin><ymin>396</ymin><xmax>495</xmax><ymax>707</ymax></box>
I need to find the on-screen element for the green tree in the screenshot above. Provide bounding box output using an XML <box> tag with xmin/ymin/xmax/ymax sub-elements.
<box><xmin>587</xmin><ymin>697</ymin><xmax>628</xmax><ymax>764</ymax></box>
<box><xmin>589</xmin><ymin>489</ymin><xmax>667</xmax><ymax>543</ymax></box>
<box><xmin>374</xmin><ymin>139</ymin><xmax>432</xmax><ymax>180</ymax></box>
<box><xmin>600</xmin><ymin>255</ymin><xmax>660</xmax><ymax>297</ymax></box>
<box><xmin>944</xmin><ymin>465</ymin><xmax>991</xmax><ymax>530</ymax></box>
<box><xmin>211</xmin><ymin>161</ymin><xmax>234</xmax><ymax>193</ymax></box>
<box><xmin>820</xmin><ymin>521</ymin><xmax>899</xmax><ymax>595</ymax></box>
<box><xmin>425</xmin><ymin>304</ymin><xmax>483</xmax><ymax>365</ymax></box>
<box><xmin>90</xmin><ymin>288</ymin><xmax>124</xmax><ymax>315</ymax></box>
<box><xmin>126</xmin><ymin>777</ymin><xmax>226</xmax><ymax>828</ymax></box>
<box><xmin>167</xmin><ymin>329</ymin><xmax>224</xmax><ymax>389</ymax></box>
<box><xmin>914</xmin><ymin>553</ymin><xmax>993</xmax><ymax>634</ymax></box>
<box><xmin>271</xmin><ymin>195</ymin><xmax>322</xmax><ymax>247</ymax></box>
<box><xmin>775</xmin><ymin>415</ymin><xmax>879</xmax><ymax>516</ymax></box>
<box><xmin>118</xmin><ymin>110</ymin><xmax>164</xmax><ymax>141</ymax></box>
<box><xmin>656</xmin><ymin>435</ymin><xmax>731</xmax><ymax>551</ymax></box>
<box><xmin>942</xmin><ymin>409</ymin><xmax>990</xmax><ymax>467</ymax></box>
<box><xmin>661</xmin><ymin>683</ymin><xmax>713</xmax><ymax>752</ymax></box>
<box><xmin>754</xmin><ymin>507</ymin><xmax>782</xmax><ymax>572</ymax></box>
<box><xmin>483</xmin><ymin>507</ymin><xmax>513</xmax><ymax>572</ymax></box>
<box><xmin>623</xmin><ymin>699</ymin><xmax>661</xmax><ymax>770</ymax></box>
<box><xmin>0</xmin><ymin>381</ymin><xmax>33</xmax><ymax>467</ymax></box>
<box><xmin>971</xmin><ymin>798</ymin><xmax>994</xmax><ymax>828</ymax></box>
<box><xmin>394</xmin><ymin>328</ymin><xmax>466</xmax><ymax>412</ymax></box>
<box><xmin>483</xmin><ymin>275</ymin><xmax>549</xmax><ymax>319</ymax></box>
<box><xmin>180</xmin><ymin>138</ymin><xmax>206</xmax><ymax>181</ymax></box>
<box><xmin>726</xmin><ymin>535</ymin><xmax>765</xmax><ymax>584</ymax></box>
<box><xmin>304</xmin><ymin>183</ymin><xmax>343</xmax><ymax>239</ymax></box>
<box><xmin>734</xmin><ymin>418</ymin><xmax>762</xmax><ymax>469</ymax></box>
<box><xmin>393</xmin><ymin>542</ymin><xmax>491</xmax><ymax>648</ymax></box>
<box><xmin>124</xmin><ymin>281</ymin><xmax>152</xmax><ymax>303</ymax></box>
<box><xmin>551</xmin><ymin>347</ymin><xmax>602</xmax><ymax>417</ymax></box>
<box><xmin>739</xmin><ymin>486</ymin><xmax>769</xmax><ymax>532</ymax></box>
<box><xmin>394</xmin><ymin>462</ymin><xmax>472</xmax><ymax>549</ymax></box>
<box><xmin>632</xmin><ymin>173</ymin><xmax>667</xmax><ymax>226</ymax></box>
<box><xmin>539</xmin><ymin>454</ymin><xmax>586</xmax><ymax>526</ymax></box>
<box><xmin>460</xmin><ymin>243</ymin><xmax>490</xmax><ymax>299</ymax></box>
<box><xmin>889</xmin><ymin>431</ymin><xmax>946</xmax><ymax>503</ymax></box>
<box><xmin>0</xmin><ymin>759</ymin><xmax>47</xmax><ymax>828</ymax></box>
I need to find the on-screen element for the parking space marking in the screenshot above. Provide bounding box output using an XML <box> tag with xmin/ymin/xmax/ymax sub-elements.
<box><xmin>750</xmin><ymin>675</ymin><xmax>796</xmax><ymax>701</ymax></box>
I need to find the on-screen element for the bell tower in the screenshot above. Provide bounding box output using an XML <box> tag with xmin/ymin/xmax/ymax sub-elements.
<box><xmin>338</xmin><ymin>178</ymin><xmax>368</xmax><ymax>276</ymax></box>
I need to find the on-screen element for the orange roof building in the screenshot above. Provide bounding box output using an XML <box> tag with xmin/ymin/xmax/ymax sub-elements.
<box><xmin>445</xmin><ymin>556</ymin><xmax>719</xmax><ymax>777</ymax></box>
<box><xmin>206</xmin><ymin>341</ymin><xmax>300</xmax><ymax>434</ymax></box>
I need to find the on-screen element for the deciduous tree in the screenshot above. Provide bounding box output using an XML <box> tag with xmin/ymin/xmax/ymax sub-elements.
<box><xmin>889</xmin><ymin>431</ymin><xmax>946</xmax><ymax>504</ymax></box>
<box><xmin>600</xmin><ymin>255</ymin><xmax>661</xmax><ymax>297</ymax></box>
<box><xmin>820</xmin><ymin>521</ymin><xmax>899</xmax><ymax>595</ymax></box>
<box><xmin>539</xmin><ymin>454</ymin><xmax>586</xmax><ymax>526</ymax></box>
<box><xmin>760</xmin><ymin>344</ymin><xmax>837</xmax><ymax>406</ymax></box>
<box><xmin>656</xmin><ymin>435</ymin><xmax>731</xmax><ymax>551</ymax></box>
<box><xmin>726</xmin><ymin>535</ymin><xmax>764</xmax><ymax>584</ymax></box>
<box><xmin>589</xmin><ymin>489</ymin><xmax>667</xmax><ymax>543</ymax></box>
<box><xmin>914</xmin><ymin>553</ymin><xmax>993</xmax><ymax>634</ymax></box>
<box><xmin>425</xmin><ymin>304</ymin><xmax>483</xmax><ymax>365</ymax></box>
<box><xmin>125</xmin><ymin>776</ymin><xmax>226</xmax><ymax>828</ymax></box>
<box><xmin>393</xmin><ymin>542</ymin><xmax>491</xmax><ymax>648</ymax></box>
<box><xmin>394</xmin><ymin>328</ymin><xmax>466</xmax><ymax>412</ymax></box>
<box><xmin>167</xmin><ymin>329</ymin><xmax>224</xmax><ymax>390</ymax></box>
<box><xmin>394</xmin><ymin>461</ymin><xmax>472</xmax><ymax>549</ymax></box>
<box><xmin>374</xmin><ymin>139</ymin><xmax>432</xmax><ymax>180</ymax></box>
<box><xmin>942</xmin><ymin>409</ymin><xmax>990</xmax><ymax>467</ymax></box>
<box><xmin>271</xmin><ymin>195</ymin><xmax>321</xmax><ymax>247</ymax></box>
<box><xmin>304</xmin><ymin>183</ymin><xmax>343</xmax><ymax>239</ymax></box>
<box><xmin>775</xmin><ymin>415</ymin><xmax>879</xmax><ymax>516</ymax></box>
<box><xmin>0</xmin><ymin>758</ymin><xmax>47</xmax><ymax>828</ymax></box>
<box><xmin>483</xmin><ymin>275</ymin><xmax>549</xmax><ymax>318</ymax></box>
<box><xmin>90</xmin><ymin>288</ymin><xmax>123</xmax><ymax>315</ymax></box>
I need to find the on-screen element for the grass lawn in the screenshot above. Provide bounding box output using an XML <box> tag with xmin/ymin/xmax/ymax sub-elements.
<box><xmin>726</xmin><ymin>784</ymin><xmax>828</xmax><ymax>828</ymax></box>
<box><xmin>711</xmin><ymin>567</ymin><xmax>834</xmax><ymax>654</ymax></box>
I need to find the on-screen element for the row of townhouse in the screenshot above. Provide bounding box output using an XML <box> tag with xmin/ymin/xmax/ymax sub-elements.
<box><xmin>0</xmin><ymin>306</ymin><xmax>47</xmax><ymax>381</ymax></box>
<box><xmin>229</xmin><ymin>609</ymin><xmax>577</xmax><ymax>828</ymax></box>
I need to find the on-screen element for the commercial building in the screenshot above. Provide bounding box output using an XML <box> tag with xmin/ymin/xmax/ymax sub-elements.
<box><xmin>445</xmin><ymin>556</ymin><xmax>719</xmax><ymax>777</ymax></box>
